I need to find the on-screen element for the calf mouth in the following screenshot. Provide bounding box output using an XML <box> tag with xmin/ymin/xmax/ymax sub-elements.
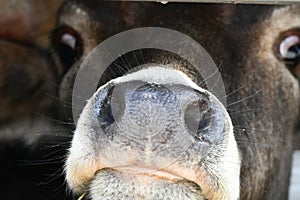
<box><xmin>66</xmin><ymin>65</ymin><xmax>240</xmax><ymax>200</ymax></box>
<box><xmin>87</xmin><ymin>167</ymin><xmax>206</xmax><ymax>200</ymax></box>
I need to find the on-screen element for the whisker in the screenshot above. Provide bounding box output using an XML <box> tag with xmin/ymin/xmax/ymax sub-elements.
<box><xmin>229</xmin><ymin>108</ymin><xmax>265</xmax><ymax>115</ymax></box>
<box><xmin>227</xmin><ymin>89</ymin><xmax>263</xmax><ymax>107</ymax></box>
<box><xmin>113</xmin><ymin>62</ymin><xmax>127</xmax><ymax>75</ymax></box>
<box><xmin>44</xmin><ymin>185</ymin><xmax>69</xmax><ymax>200</ymax></box>
<box><xmin>41</xmin><ymin>147</ymin><xmax>69</xmax><ymax>159</ymax></box>
<box><xmin>226</xmin><ymin>84</ymin><xmax>247</xmax><ymax>98</ymax></box>
<box><xmin>119</xmin><ymin>54</ymin><xmax>130</xmax><ymax>71</ymax></box>
<box><xmin>133</xmin><ymin>51</ymin><xmax>141</xmax><ymax>66</ymax></box>
<box><xmin>38</xmin><ymin>169</ymin><xmax>65</xmax><ymax>186</ymax></box>
<box><xmin>43</xmin><ymin>78</ymin><xmax>88</xmax><ymax>101</ymax></box>
<box><xmin>203</xmin><ymin>65</ymin><xmax>221</xmax><ymax>83</ymax></box>
<box><xmin>45</xmin><ymin>93</ymin><xmax>85</xmax><ymax>109</ymax></box>
<box><xmin>209</xmin><ymin>68</ymin><xmax>223</xmax><ymax>92</ymax></box>
<box><xmin>34</xmin><ymin>112</ymin><xmax>75</xmax><ymax>125</ymax></box>
<box><xmin>139</xmin><ymin>49</ymin><xmax>145</xmax><ymax>64</ymax></box>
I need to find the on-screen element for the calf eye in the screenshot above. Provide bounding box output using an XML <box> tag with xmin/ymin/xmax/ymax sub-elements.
<box><xmin>277</xmin><ymin>31</ymin><xmax>300</xmax><ymax>77</ymax></box>
<box><xmin>52</xmin><ymin>25</ymin><xmax>83</xmax><ymax>73</ymax></box>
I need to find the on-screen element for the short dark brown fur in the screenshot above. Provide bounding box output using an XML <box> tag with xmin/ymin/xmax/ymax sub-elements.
<box><xmin>0</xmin><ymin>1</ymin><xmax>299</xmax><ymax>200</ymax></box>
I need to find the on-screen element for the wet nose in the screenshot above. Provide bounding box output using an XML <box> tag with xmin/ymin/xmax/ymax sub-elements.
<box><xmin>94</xmin><ymin>80</ymin><xmax>212</xmax><ymax>139</ymax></box>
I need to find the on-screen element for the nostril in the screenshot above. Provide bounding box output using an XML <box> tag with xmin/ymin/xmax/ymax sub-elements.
<box><xmin>184</xmin><ymin>98</ymin><xmax>211</xmax><ymax>139</ymax></box>
<box><xmin>95</xmin><ymin>83</ymin><xmax>127</xmax><ymax>131</ymax></box>
<box><xmin>95</xmin><ymin>86</ymin><xmax>115</xmax><ymax>128</ymax></box>
<box><xmin>95</xmin><ymin>84</ymin><xmax>116</xmax><ymax>130</ymax></box>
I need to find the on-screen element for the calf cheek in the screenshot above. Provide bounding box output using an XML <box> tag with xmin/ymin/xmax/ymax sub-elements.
<box><xmin>0</xmin><ymin>40</ymin><xmax>57</xmax><ymax>122</ymax></box>
<box><xmin>226</xmin><ymin>59</ymin><xmax>299</xmax><ymax>199</ymax></box>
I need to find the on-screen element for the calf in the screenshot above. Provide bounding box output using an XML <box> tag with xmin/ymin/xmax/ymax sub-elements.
<box><xmin>1</xmin><ymin>1</ymin><xmax>299</xmax><ymax>200</ymax></box>
<box><xmin>53</xmin><ymin>1</ymin><xmax>300</xmax><ymax>200</ymax></box>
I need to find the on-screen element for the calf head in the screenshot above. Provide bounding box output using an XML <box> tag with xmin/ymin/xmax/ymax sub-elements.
<box><xmin>51</xmin><ymin>1</ymin><xmax>300</xmax><ymax>200</ymax></box>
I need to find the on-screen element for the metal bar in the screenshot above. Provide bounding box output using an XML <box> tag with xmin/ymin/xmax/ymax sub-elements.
<box><xmin>118</xmin><ymin>0</ymin><xmax>300</xmax><ymax>5</ymax></box>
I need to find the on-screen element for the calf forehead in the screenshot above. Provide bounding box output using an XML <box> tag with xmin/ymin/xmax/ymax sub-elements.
<box><xmin>57</xmin><ymin>3</ymin><xmax>297</xmax><ymax>65</ymax></box>
<box><xmin>57</xmin><ymin>2</ymin><xmax>300</xmax><ymax>111</ymax></box>
<box><xmin>58</xmin><ymin>2</ymin><xmax>300</xmax><ymax>90</ymax></box>
<box><xmin>57</xmin><ymin>3</ymin><xmax>277</xmax><ymax>52</ymax></box>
